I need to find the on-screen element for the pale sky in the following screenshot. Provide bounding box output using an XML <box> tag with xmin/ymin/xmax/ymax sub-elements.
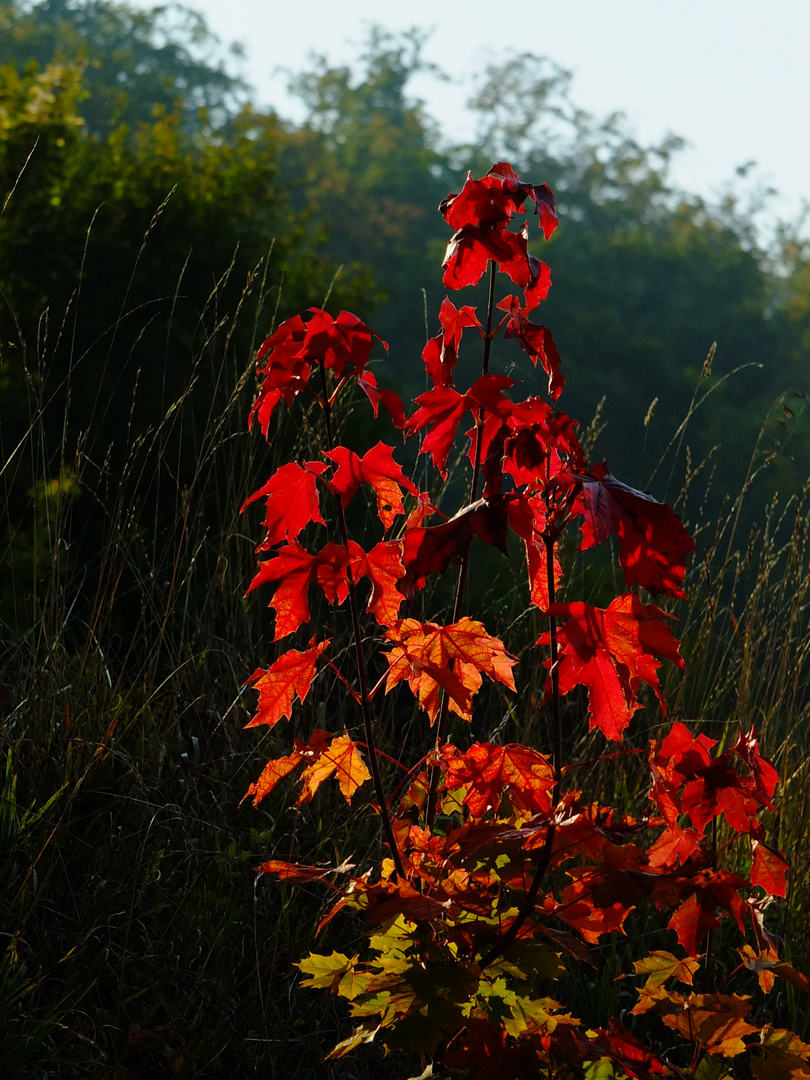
<box><xmin>138</xmin><ymin>0</ymin><xmax>810</xmax><ymax>234</ymax></box>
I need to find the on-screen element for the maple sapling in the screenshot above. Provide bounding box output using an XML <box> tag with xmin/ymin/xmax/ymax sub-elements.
<box><xmin>241</xmin><ymin>163</ymin><xmax>808</xmax><ymax>1077</ymax></box>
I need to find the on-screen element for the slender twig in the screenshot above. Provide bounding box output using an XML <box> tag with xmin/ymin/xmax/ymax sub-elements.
<box><xmin>318</xmin><ymin>359</ymin><xmax>405</xmax><ymax>878</ymax></box>
<box><xmin>479</xmin><ymin>530</ymin><xmax>563</xmax><ymax>968</ymax></box>
<box><xmin>425</xmin><ymin>261</ymin><xmax>498</xmax><ymax>830</ymax></box>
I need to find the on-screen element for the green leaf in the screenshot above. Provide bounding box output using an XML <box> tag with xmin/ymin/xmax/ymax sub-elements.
<box><xmin>584</xmin><ymin>1059</ymin><xmax>616</xmax><ymax>1080</ymax></box>
<box><xmin>296</xmin><ymin>951</ymin><xmax>356</xmax><ymax>992</ymax></box>
<box><xmin>633</xmin><ymin>949</ymin><xmax>701</xmax><ymax>988</ymax></box>
<box><xmin>694</xmin><ymin>1055</ymin><xmax>735</xmax><ymax>1080</ymax></box>
<box><xmin>493</xmin><ymin>942</ymin><xmax>566</xmax><ymax>982</ymax></box>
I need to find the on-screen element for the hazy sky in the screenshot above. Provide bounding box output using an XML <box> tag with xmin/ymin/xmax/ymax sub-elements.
<box><xmin>136</xmin><ymin>0</ymin><xmax>810</xmax><ymax>231</ymax></box>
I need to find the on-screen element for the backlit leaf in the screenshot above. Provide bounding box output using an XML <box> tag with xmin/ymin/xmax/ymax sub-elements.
<box><xmin>573</xmin><ymin>465</ymin><xmax>696</xmax><ymax>598</ymax></box>
<box><xmin>244</xmin><ymin>640</ymin><xmax>330</xmax><ymax>729</ymax></box>
<box><xmin>540</xmin><ymin>593</ymin><xmax>685</xmax><ymax>741</ymax></box>
<box><xmin>297</xmin><ymin>733</ymin><xmax>372</xmax><ymax>805</ymax></box>
<box><xmin>384</xmin><ymin>617</ymin><xmax>517</xmax><ymax>724</ymax></box>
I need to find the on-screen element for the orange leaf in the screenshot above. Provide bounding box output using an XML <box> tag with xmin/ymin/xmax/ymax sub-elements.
<box><xmin>660</xmin><ymin>993</ymin><xmax>758</xmax><ymax>1057</ymax></box>
<box><xmin>297</xmin><ymin>733</ymin><xmax>372</xmax><ymax>805</ymax></box>
<box><xmin>752</xmin><ymin>840</ymin><xmax>790</xmax><ymax>898</ymax></box>
<box><xmin>350</xmin><ymin>540</ymin><xmax>406</xmax><ymax>626</ymax></box>
<box><xmin>242</xmin><ymin>752</ymin><xmax>301</xmax><ymax>808</ymax></box>
<box><xmin>668</xmin><ymin>891</ymin><xmax>721</xmax><ymax>956</ymax></box>
<box><xmin>741</xmin><ymin>945</ymin><xmax>810</xmax><ymax>995</ymax></box>
<box><xmin>442</xmin><ymin>742</ymin><xmax>554</xmax><ymax>817</ymax></box>
<box><xmin>384</xmin><ymin>617</ymin><xmax>517</xmax><ymax>723</ymax></box>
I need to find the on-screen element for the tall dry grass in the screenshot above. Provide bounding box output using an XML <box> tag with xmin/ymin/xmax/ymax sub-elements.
<box><xmin>1</xmin><ymin>231</ymin><xmax>809</xmax><ymax>1074</ymax></box>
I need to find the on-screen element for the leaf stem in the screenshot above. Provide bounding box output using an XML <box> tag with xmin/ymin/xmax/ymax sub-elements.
<box><xmin>318</xmin><ymin>359</ymin><xmax>405</xmax><ymax>878</ymax></box>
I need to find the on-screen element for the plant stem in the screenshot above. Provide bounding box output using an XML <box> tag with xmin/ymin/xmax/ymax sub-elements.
<box><xmin>479</xmin><ymin>531</ymin><xmax>562</xmax><ymax>968</ymax></box>
<box><xmin>318</xmin><ymin>359</ymin><xmax>405</xmax><ymax>878</ymax></box>
<box><xmin>425</xmin><ymin>261</ymin><xmax>498</xmax><ymax>830</ymax></box>
<box><xmin>545</xmin><ymin>533</ymin><xmax>563</xmax><ymax>783</ymax></box>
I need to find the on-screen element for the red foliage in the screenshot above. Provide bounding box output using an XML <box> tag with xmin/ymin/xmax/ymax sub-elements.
<box><xmin>238</xmin><ymin>161</ymin><xmax>801</xmax><ymax>1078</ymax></box>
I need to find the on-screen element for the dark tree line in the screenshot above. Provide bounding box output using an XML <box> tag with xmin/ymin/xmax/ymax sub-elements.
<box><xmin>1</xmin><ymin>0</ymin><xmax>809</xmax><ymax>641</ymax></box>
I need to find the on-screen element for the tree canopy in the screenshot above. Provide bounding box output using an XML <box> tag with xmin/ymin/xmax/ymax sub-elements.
<box><xmin>2</xmin><ymin>0</ymin><xmax>810</xmax><ymax>639</ymax></box>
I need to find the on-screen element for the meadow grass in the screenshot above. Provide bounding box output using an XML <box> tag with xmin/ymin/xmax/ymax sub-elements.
<box><xmin>1</xmin><ymin>245</ymin><xmax>809</xmax><ymax>1076</ymax></box>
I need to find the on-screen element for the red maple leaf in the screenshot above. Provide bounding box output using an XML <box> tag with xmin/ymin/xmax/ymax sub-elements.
<box><xmin>504</xmin><ymin>492</ymin><xmax>562</xmax><ymax>611</ymax></box>
<box><xmin>406</xmin><ymin>373</ymin><xmax>515</xmax><ymax>476</ymax></box>
<box><xmin>299</xmin><ymin>308</ymin><xmax>387</xmax><ymax>377</ymax></box>
<box><xmin>247</xmin><ymin>541</ymin><xmax>354</xmax><ymax>639</ymax></box>
<box><xmin>400</xmin><ymin>498</ymin><xmax>509</xmax><ymax>599</ymax></box>
<box><xmin>249</xmin><ymin>314</ymin><xmax>313</xmax><ymax>438</ymax></box>
<box><xmin>326</xmin><ymin>442</ymin><xmax>419</xmax><ymax>529</ymax></box>
<box><xmin>350</xmin><ymin>539</ymin><xmax>407</xmax><ymax>625</ymax></box>
<box><xmin>244</xmin><ymin>639</ymin><xmax>330</xmax><ymax>729</ymax></box>
<box><xmin>440</xmin><ymin>162</ymin><xmax>558</xmax><ymax>238</ymax></box>
<box><xmin>442</xmin><ymin>222</ymin><xmax>550</xmax><ymax>299</ymax></box>
<box><xmin>422</xmin><ymin>297</ymin><xmax>483</xmax><ymax>388</ymax></box>
<box><xmin>442</xmin><ymin>742</ymin><xmax>555</xmax><ymax>818</ymax></box>
<box><xmin>247</xmin><ymin>542</ymin><xmax>319</xmax><ymax>639</ymax></box>
<box><xmin>497</xmin><ymin>295</ymin><xmax>563</xmax><ymax>400</ymax></box>
<box><xmin>751</xmin><ymin>841</ymin><xmax>790</xmax><ymax>897</ymax></box>
<box><xmin>573</xmin><ymin>464</ymin><xmax>696</xmax><ymax>598</ymax></box>
<box><xmin>356</xmin><ymin>370</ymin><xmax>407</xmax><ymax>429</ymax></box>
<box><xmin>649</xmin><ymin>722</ymin><xmax>780</xmax><ymax>842</ymax></box>
<box><xmin>384</xmin><ymin>617</ymin><xmax>517</xmax><ymax>723</ymax></box>
<box><xmin>241</xmin><ymin>461</ymin><xmax>327</xmax><ymax>550</ymax></box>
<box><xmin>540</xmin><ymin>594</ymin><xmax>685</xmax><ymax>741</ymax></box>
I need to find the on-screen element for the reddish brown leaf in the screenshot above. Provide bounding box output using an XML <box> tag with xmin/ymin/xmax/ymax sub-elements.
<box><xmin>660</xmin><ymin>992</ymin><xmax>759</xmax><ymax>1057</ymax></box>
<box><xmin>400</xmin><ymin>498</ymin><xmax>509</xmax><ymax>599</ymax></box>
<box><xmin>257</xmin><ymin>860</ymin><xmax>348</xmax><ymax>882</ymax></box>
<box><xmin>573</xmin><ymin>464</ymin><xmax>696</xmax><ymax>598</ymax></box>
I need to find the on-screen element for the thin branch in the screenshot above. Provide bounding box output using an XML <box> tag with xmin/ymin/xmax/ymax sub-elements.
<box><xmin>318</xmin><ymin>359</ymin><xmax>405</xmax><ymax>877</ymax></box>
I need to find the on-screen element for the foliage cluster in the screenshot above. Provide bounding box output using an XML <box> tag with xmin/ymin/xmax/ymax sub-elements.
<box><xmin>242</xmin><ymin>163</ymin><xmax>810</xmax><ymax>1077</ymax></box>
